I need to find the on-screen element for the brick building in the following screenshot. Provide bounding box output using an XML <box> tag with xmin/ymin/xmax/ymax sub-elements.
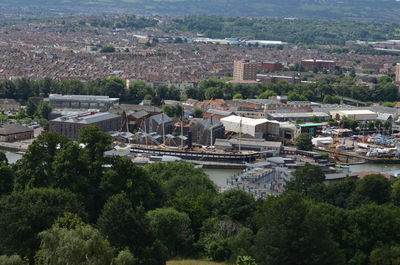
<box><xmin>0</xmin><ymin>124</ymin><xmax>34</xmax><ymax>142</ymax></box>
<box><xmin>49</xmin><ymin>112</ymin><xmax>122</xmax><ymax>140</ymax></box>
<box><xmin>260</xmin><ymin>61</ymin><xmax>283</xmax><ymax>71</ymax></box>
<box><xmin>233</xmin><ymin>60</ymin><xmax>259</xmax><ymax>81</ymax></box>
<box><xmin>47</xmin><ymin>94</ymin><xmax>120</xmax><ymax>111</ymax></box>
<box><xmin>0</xmin><ymin>99</ymin><xmax>21</xmax><ymax>112</ymax></box>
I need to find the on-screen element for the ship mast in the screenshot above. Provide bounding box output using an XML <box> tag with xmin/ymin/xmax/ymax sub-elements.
<box><xmin>239</xmin><ymin>117</ymin><xmax>242</xmax><ymax>153</ymax></box>
<box><xmin>210</xmin><ymin>116</ymin><xmax>213</xmax><ymax>148</ymax></box>
<box><xmin>181</xmin><ymin>103</ymin><xmax>184</xmax><ymax>148</ymax></box>
<box><xmin>162</xmin><ymin>112</ymin><xmax>165</xmax><ymax>145</ymax></box>
<box><xmin>144</xmin><ymin>119</ymin><xmax>148</xmax><ymax>146</ymax></box>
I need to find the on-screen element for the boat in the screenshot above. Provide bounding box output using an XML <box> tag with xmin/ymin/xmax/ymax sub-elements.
<box><xmin>130</xmin><ymin>144</ymin><xmax>261</xmax><ymax>163</ymax></box>
<box><xmin>129</xmin><ymin>108</ymin><xmax>262</xmax><ymax>163</ymax></box>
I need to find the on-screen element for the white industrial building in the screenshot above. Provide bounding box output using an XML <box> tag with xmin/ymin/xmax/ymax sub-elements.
<box><xmin>330</xmin><ymin>110</ymin><xmax>377</xmax><ymax>122</ymax></box>
<box><xmin>221</xmin><ymin>115</ymin><xmax>272</xmax><ymax>138</ymax></box>
<box><xmin>312</xmin><ymin>137</ymin><xmax>334</xmax><ymax>147</ymax></box>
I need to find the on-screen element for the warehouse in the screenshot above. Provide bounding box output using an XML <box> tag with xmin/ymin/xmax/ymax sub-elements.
<box><xmin>267</xmin><ymin>112</ymin><xmax>330</xmax><ymax>122</ymax></box>
<box><xmin>330</xmin><ymin>110</ymin><xmax>377</xmax><ymax>122</ymax></box>
<box><xmin>214</xmin><ymin>138</ymin><xmax>282</xmax><ymax>156</ymax></box>
<box><xmin>221</xmin><ymin>115</ymin><xmax>269</xmax><ymax>138</ymax></box>
<box><xmin>49</xmin><ymin>112</ymin><xmax>122</xmax><ymax>140</ymax></box>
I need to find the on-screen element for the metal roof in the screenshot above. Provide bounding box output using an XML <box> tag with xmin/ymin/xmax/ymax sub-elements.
<box><xmin>269</xmin><ymin>112</ymin><xmax>329</xmax><ymax>118</ymax></box>
<box><xmin>0</xmin><ymin>124</ymin><xmax>33</xmax><ymax>135</ymax></box>
<box><xmin>221</xmin><ymin>115</ymin><xmax>269</xmax><ymax>126</ymax></box>
<box><xmin>52</xmin><ymin>112</ymin><xmax>120</xmax><ymax>124</ymax></box>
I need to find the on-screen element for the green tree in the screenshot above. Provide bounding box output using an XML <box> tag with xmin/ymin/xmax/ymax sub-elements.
<box><xmin>147</xmin><ymin>207</ymin><xmax>193</xmax><ymax>258</ymax></box>
<box><xmin>295</xmin><ymin>133</ymin><xmax>313</xmax><ymax>151</ymax></box>
<box><xmin>112</xmin><ymin>250</ymin><xmax>138</xmax><ymax>265</ymax></box>
<box><xmin>35</xmin><ymin>224</ymin><xmax>114</xmax><ymax>265</ymax></box>
<box><xmin>79</xmin><ymin>126</ymin><xmax>112</xmax><ymax>163</ymax></box>
<box><xmin>214</xmin><ymin>189</ymin><xmax>256</xmax><ymax>224</ymax></box>
<box><xmin>345</xmin><ymin>204</ymin><xmax>400</xmax><ymax>264</ymax></box>
<box><xmin>97</xmin><ymin>193</ymin><xmax>166</xmax><ymax>265</ymax></box>
<box><xmin>26</xmin><ymin>99</ymin><xmax>37</xmax><ymax>117</ymax></box>
<box><xmin>0</xmin><ymin>188</ymin><xmax>85</xmax><ymax>261</ymax></box>
<box><xmin>236</xmin><ymin>256</ymin><xmax>257</xmax><ymax>265</ymax></box>
<box><xmin>233</xmin><ymin>93</ymin><xmax>243</xmax><ymax>99</ymax></box>
<box><xmin>355</xmin><ymin>174</ymin><xmax>392</xmax><ymax>204</ymax></box>
<box><xmin>257</xmin><ymin>90</ymin><xmax>277</xmax><ymax>99</ymax></box>
<box><xmin>311</xmin><ymin>115</ymin><xmax>320</xmax><ymax>123</ymax></box>
<box><xmin>254</xmin><ymin>193</ymin><xmax>344</xmax><ymax>265</ymax></box>
<box><xmin>52</xmin><ymin>141</ymin><xmax>90</xmax><ymax>195</ymax></box>
<box><xmin>105</xmin><ymin>77</ymin><xmax>126</xmax><ymax>98</ymax></box>
<box><xmin>0</xmin><ymin>255</ymin><xmax>27</xmax><ymax>265</ymax></box>
<box><xmin>14</xmin><ymin>132</ymin><xmax>71</xmax><ymax>189</ymax></box>
<box><xmin>369</xmin><ymin>245</ymin><xmax>400</xmax><ymax>265</ymax></box>
<box><xmin>100</xmin><ymin>156</ymin><xmax>161</xmax><ymax>210</ymax></box>
<box><xmin>205</xmin><ymin>87</ymin><xmax>224</xmax><ymax>100</ymax></box>
<box><xmin>35</xmin><ymin>101</ymin><xmax>52</xmax><ymax>119</ymax></box>
<box><xmin>0</xmin><ymin>150</ymin><xmax>8</xmax><ymax>164</ymax></box>
<box><xmin>391</xmin><ymin>180</ymin><xmax>400</xmax><ymax>206</ymax></box>
<box><xmin>193</xmin><ymin>107</ymin><xmax>203</xmax><ymax>118</ymax></box>
<box><xmin>0</xmin><ymin>163</ymin><xmax>15</xmax><ymax>195</ymax></box>
<box><xmin>286</xmin><ymin>163</ymin><xmax>325</xmax><ymax>196</ymax></box>
<box><xmin>100</xmin><ymin>46</ymin><xmax>116</xmax><ymax>53</ymax></box>
<box><xmin>287</xmin><ymin>91</ymin><xmax>307</xmax><ymax>101</ymax></box>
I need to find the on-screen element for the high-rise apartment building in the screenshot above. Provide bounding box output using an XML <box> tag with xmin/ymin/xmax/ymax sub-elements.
<box><xmin>395</xmin><ymin>63</ymin><xmax>400</xmax><ymax>84</ymax></box>
<box><xmin>233</xmin><ymin>60</ymin><xmax>259</xmax><ymax>81</ymax></box>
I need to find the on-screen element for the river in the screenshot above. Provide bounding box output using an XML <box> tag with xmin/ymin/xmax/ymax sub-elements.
<box><xmin>4</xmin><ymin>151</ymin><xmax>400</xmax><ymax>187</ymax></box>
<box><xmin>5</xmin><ymin>151</ymin><xmax>22</xmax><ymax>164</ymax></box>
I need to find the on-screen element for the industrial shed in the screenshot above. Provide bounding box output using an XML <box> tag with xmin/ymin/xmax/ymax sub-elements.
<box><xmin>330</xmin><ymin>110</ymin><xmax>377</xmax><ymax>122</ymax></box>
<box><xmin>221</xmin><ymin>115</ymin><xmax>268</xmax><ymax>138</ymax></box>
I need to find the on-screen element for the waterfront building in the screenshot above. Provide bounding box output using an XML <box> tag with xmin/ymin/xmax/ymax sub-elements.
<box><xmin>0</xmin><ymin>99</ymin><xmax>21</xmax><ymax>112</ymax></box>
<box><xmin>221</xmin><ymin>115</ymin><xmax>279</xmax><ymax>138</ymax></box>
<box><xmin>47</xmin><ymin>94</ymin><xmax>120</xmax><ymax>111</ymax></box>
<box><xmin>49</xmin><ymin>112</ymin><xmax>122</xmax><ymax>140</ymax></box>
<box><xmin>142</xmin><ymin>113</ymin><xmax>173</xmax><ymax>135</ymax></box>
<box><xmin>0</xmin><ymin>124</ymin><xmax>34</xmax><ymax>142</ymax></box>
<box><xmin>190</xmin><ymin>117</ymin><xmax>225</xmax><ymax>146</ymax></box>
<box><xmin>267</xmin><ymin>112</ymin><xmax>330</xmax><ymax>122</ymax></box>
<box><xmin>330</xmin><ymin>109</ymin><xmax>377</xmax><ymax>122</ymax></box>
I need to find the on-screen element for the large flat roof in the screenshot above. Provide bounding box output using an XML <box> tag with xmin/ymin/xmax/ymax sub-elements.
<box><xmin>336</xmin><ymin>110</ymin><xmax>376</xmax><ymax>115</ymax></box>
<box><xmin>302</xmin><ymin>59</ymin><xmax>336</xmax><ymax>63</ymax></box>
<box><xmin>51</xmin><ymin>112</ymin><xmax>120</xmax><ymax>124</ymax></box>
<box><xmin>221</xmin><ymin>115</ymin><xmax>269</xmax><ymax>126</ymax></box>
<box><xmin>49</xmin><ymin>94</ymin><xmax>119</xmax><ymax>102</ymax></box>
<box><xmin>0</xmin><ymin>124</ymin><xmax>33</xmax><ymax>135</ymax></box>
<box><xmin>269</xmin><ymin>112</ymin><xmax>329</xmax><ymax>118</ymax></box>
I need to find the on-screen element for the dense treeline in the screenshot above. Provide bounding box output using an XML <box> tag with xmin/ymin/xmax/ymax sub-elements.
<box><xmin>165</xmin><ymin>16</ymin><xmax>400</xmax><ymax>45</ymax></box>
<box><xmin>0</xmin><ymin>77</ymin><xmax>181</xmax><ymax>103</ymax></box>
<box><xmin>78</xmin><ymin>15</ymin><xmax>158</xmax><ymax>30</ymax></box>
<box><xmin>185</xmin><ymin>74</ymin><xmax>399</xmax><ymax>103</ymax></box>
<box><xmin>1</xmin><ymin>130</ymin><xmax>400</xmax><ymax>264</ymax></box>
<box><xmin>3</xmin><ymin>0</ymin><xmax>400</xmax><ymax>22</ymax></box>
<box><xmin>1</xmin><ymin>74</ymin><xmax>398</xmax><ymax>105</ymax></box>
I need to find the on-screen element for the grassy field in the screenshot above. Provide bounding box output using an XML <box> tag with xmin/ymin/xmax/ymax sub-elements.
<box><xmin>167</xmin><ymin>260</ymin><xmax>229</xmax><ymax>265</ymax></box>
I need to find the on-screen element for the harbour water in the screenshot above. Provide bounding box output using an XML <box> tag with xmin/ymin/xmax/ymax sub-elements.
<box><xmin>5</xmin><ymin>152</ymin><xmax>22</xmax><ymax>164</ymax></box>
<box><xmin>204</xmin><ymin>168</ymin><xmax>242</xmax><ymax>188</ymax></box>
<box><xmin>206</xmin><ymin>163</ymin><xmax>400</xmax><ymax>188</ymax></box>
<box><xmin>3</xmin><ymin>151</ymin><xmax>400</xmax><ymax>188</ymax></box>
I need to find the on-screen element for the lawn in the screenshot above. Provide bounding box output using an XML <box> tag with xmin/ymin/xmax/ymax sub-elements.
<box><xmin>167</xmin><ymin>260</ymin><xmax>229</xmax><ymax>265</ymax></box>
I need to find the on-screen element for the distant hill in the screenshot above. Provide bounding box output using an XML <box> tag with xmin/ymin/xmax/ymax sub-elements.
<box><xmin>1</xmin><ymin>0</ymin><xmax>400</xmax><ymax>21</ymax></box>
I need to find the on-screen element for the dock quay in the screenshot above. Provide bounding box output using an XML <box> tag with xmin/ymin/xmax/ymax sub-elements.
<box><xmin>314</xmin><ymin>147</ymin><xmax>400</xmax><ymax>164</ymax></box>
<box><xmin>187</xmin><ymin>160</ymin><xmax>247</xmax><ymax>169</ymax></box>
<box><xmin>227</xmin><ymin>166</ymin><xmax>292</xmax><ymax>199</ymax></box>
<box><xmin>0</xmin><ymin>142</ymin><xmax>29</xmax><ymax>152</ymax></box>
